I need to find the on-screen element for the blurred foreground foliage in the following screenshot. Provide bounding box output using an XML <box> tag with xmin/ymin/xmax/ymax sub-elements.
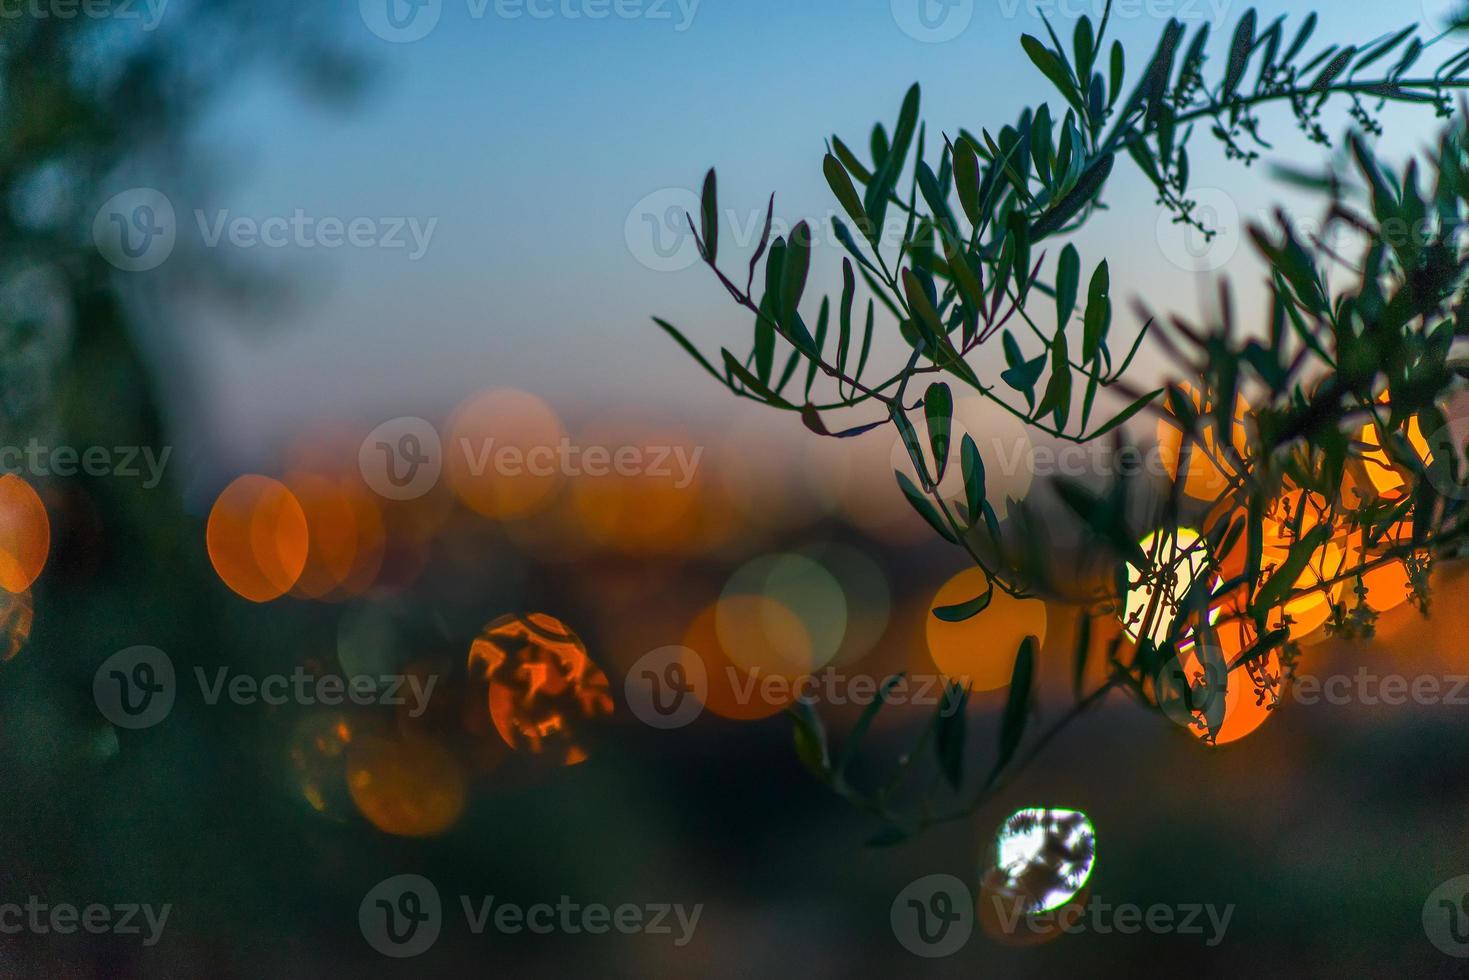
<box><xmin>0</xmin><ymin>3</ymin><xmax>368</xmax><ymax>941</ymax></box>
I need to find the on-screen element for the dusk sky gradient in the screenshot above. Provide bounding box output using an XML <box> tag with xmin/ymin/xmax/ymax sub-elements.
<box><xmin>135</xmin><ymin>0</ymin><xmax>1467</xmax><ymax>495</ymax></box>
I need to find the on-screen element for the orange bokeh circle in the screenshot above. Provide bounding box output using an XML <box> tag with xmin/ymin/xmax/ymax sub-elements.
<box><xmin>286</xmin><ymin>473</ymin><xmax>360</xmax><ymax>599</ymax></box>
<box><xmin>1360</xmin><ymin>559</ymin><xmax>1412</xmax><ymax>612</ymax></box>
<box><xmin>1256</xmin><ymin>489</ymin><xmax>1350</xmax><ymax>641</ymax></box>
<box><xmin>206</xmin><ymin>475</ymin><xmax>309</xmax><ymax>602</ymax></box>
<box><xmin>1156</xmin><ymin>383</ymin><xmax>1250</xmax><ymax>502</ymax></box>
<box><xmin>347</xmin><ymin>733</ymin><xmax>466</xmax><ymax>837</ymax></box>
<box><xmin>1169</xmin><ymin>647</ymin><xmax>1283</xmax><ymax>746</ymax></box>
<box><xmin>0</xmin><ymin>474</ymin><xmax>49</xmax><ymax>593</ymax></box>
<box><xmin>926</xmin><ymin>568</ymin><xmax>1048</xmax><ymax>691</ymax></box>
<box><xmin>446</xmin><ymin>389</ymin><xmax>566</xmax><ymax>520</ymax></box>
<box><xmin>681</xmin><ymin>603</ymin><xmax>793</xmax><ymax>721</ymax></box>
<box><xmin>1357</xmin><ymin>414</ymin><xmax>1430</xmax><ymax>497</ymax></box>
<box><xmin>715</xmin><ymin>592</ymin><xmax>820</xmax><ymax>678</ymax></box>
<box><xmin>568</xmin><ymin>423</ymin><xmax>706</xmax><ymax>556</ymax></box>
<box><xmin>1160</xmin><ymin>611</ymin><xmax>1282</xmax><ymax>746</ymax></box>
<box><xmin>468</xmin><ymin>613</ymin><xmax>613</xmax><ymax>765</ymax></box>
<box><xmin>284</xmin><ymin>474</ymin><xmax>386</xmax><ymax>600</ymax></box>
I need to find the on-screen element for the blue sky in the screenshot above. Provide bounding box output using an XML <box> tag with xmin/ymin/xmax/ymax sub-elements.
<box><xmin>146</xmin><ymin>0</ymin><xmax>1466</xmax><ymax>478</ymax></box>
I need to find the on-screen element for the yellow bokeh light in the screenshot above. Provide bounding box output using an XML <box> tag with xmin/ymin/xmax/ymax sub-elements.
<box><xmin>1156</xmin><ymin>383</ymin><xmax>1250</xmax><ymax>501</ymax></box>
<box><xmin>926</xmin><ymin>567</ymin><xmax>1048</xmax><ymax>691</ymax></box>
<box><xmin>1357</xmin><ymin>409</ymin><xmax>1431</xmax><ymax>498</ymax></box>
<box><xmin>1121</xmin><ymin>528</ymin><xmax>1216</xmax><ymax>645</ymax></box>
<box><xmin>1258</xmin><ymin>490</ymin><xmax>1352</xmax><ymax>641</ymax></box>
<box><xmin>1360</xmin><ymin>559</ymin><xmax>1413</xmax><ymax>612</ymax></box>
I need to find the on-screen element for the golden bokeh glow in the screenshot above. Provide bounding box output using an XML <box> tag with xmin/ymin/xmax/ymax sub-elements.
<box><xmin>206</xmin><ymin>475</ymin><xmax>309</xmax><ymax>603</ymax></box>
<box><xmin>1165</xmin><ymin>626</ymin><xmax>1282</xmax><ymax>746</ymax></box>
<box><xmin>1358</xmin><ymin>415</ymin><xmax>1431</xmax><ymax>497</ymax></box>
<box><xmin>569</xmin><ymin>424</ymin><xmax>705</xmax><ymax>556</ymax></box>
<box><xmin>286</xmin><ymin>473</ymin><xmax>365</xmax><ymax>599</ymax></box>
<box><xmin>1156</xmin><ymin>383</ymin><xmax>1250</xmax><ymax>501</ymax></box>
<box><xmin>714</xmin><ymin>593</ymin><xmax>816</xmax><ymax>679</ymax></box>
<box><xmin>681</xmin><ymin>603</ymin><xmax>793</xmax><ymax>721</ymax></box>
<box><xmin>926</xmin><ymin>567</ymin><xmax>1048</xmax><ymax>691</ymax></box>
<box><xmin>446</xmin><ymin>388</ymin><xmax>566</xmax><ymax>520</ymax></box>
<box><xmin>1258</xmin><ymin>490</ymin><xmax>1350</xmax><ymax>641</ymax></box>
<box><xmin>1361</xmin><ymin>558</ymin><xmax>1413</xmax><ymax>612</ymax></box>
<box><xmin>290</xmin><ymin>712</ymin><xmax>354</xmax><ymax>820</ymax></box>
<box><xmin>468</xmin><ymin>612</ymin><xmax>613</xmax><ymax>765</ymax></box>
<box><xmin>0</xmin><ymin>474</ymin><xmax>49</xmax><ymax>593</ymax></box>
<box><xmin>347</xmin><ymin>733</ymin><xmax>466</xmax><ymax>837</ymax></box>
<box><xmin>719</xmin><ymin>554</ymin><xmax>847</xmax><ymax>674</ymax></box>
<box><xmin>1122</xmin><ymin>528</ymin><xmax>1216</xmax><ymax>645</ymax></box>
